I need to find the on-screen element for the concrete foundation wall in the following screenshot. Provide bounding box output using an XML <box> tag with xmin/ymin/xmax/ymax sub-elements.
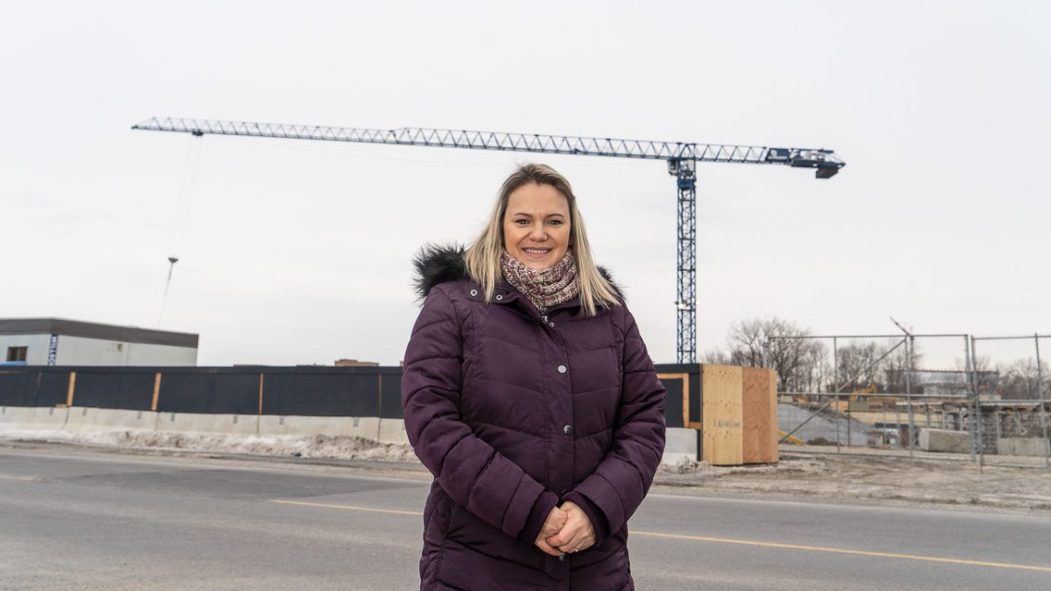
<box><xmin>997</xmin><ymin>437</ymin><xmax>1051</xmax><ymax>457</ymax></box>
<box><xmin>981</xmin><ymin>408</ymin><xmax>1048</xmax><ymax>453</ymax></box>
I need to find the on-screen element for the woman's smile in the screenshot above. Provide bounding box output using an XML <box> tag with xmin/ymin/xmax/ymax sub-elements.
<box><xmin>522</xmin><ymin>247</ymin><xmax>552</xmax><ymax>258</ymax></box>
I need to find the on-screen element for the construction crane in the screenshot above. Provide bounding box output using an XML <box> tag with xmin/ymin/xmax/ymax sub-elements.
<box><xmin>132</xmin><ymin>117</ymin><xmax>846</xmax><ymax>363</ymax></box>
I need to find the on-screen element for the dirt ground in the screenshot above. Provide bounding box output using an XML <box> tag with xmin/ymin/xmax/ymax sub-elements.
<box><xmin>3</xmin><ymin>430</ymin><xmax>1051</xmax><ymax>513</ymax></box>
<box><xmin>656</xmin><ymin>446</ymin><xmax>1051</xmax><ymax>512</ymax></box>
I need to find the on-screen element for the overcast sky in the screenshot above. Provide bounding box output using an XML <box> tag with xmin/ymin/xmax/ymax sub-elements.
<box><xmin>2</xmin><ymin>1</ymin><xmax>1048</xmax><ymax>367</ymax></box>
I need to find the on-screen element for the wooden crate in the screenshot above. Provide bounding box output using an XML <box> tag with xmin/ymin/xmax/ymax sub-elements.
<box><xmin>702</xmin><ymin>365</ymin><xmax>778</xmax><ymax>465</ymax></box>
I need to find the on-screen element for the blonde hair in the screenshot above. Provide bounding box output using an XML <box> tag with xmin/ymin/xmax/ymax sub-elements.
<box><xmin>464</xmin><ymin>163</ymin><xmax>620</xmax><ymax>316</ymax></box>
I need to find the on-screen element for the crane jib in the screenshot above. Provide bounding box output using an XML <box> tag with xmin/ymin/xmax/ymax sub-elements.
<box><xmin>132</xmin><ymin>117</ymin><xmax>844</xmax><ymax>173</ymax></box>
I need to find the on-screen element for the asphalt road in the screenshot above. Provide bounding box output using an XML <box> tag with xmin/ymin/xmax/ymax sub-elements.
<box><xmin>2</xmin><ymin>445</ymin><xmax>1050</xmax><ymax>590</ymax></box>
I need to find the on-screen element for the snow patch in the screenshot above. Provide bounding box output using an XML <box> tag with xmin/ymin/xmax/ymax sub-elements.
<box><xmin>0</xmin><ymin>429</ymin><xmax>416</xmax><ymax>462</ymax></box>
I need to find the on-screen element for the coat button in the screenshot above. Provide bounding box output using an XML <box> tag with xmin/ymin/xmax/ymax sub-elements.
<box><xmin>548</xmin><ymin>321</ymin><xmax>555</xmax><ymax>328</ymax></box>
<box><xmin>495</xmin><ymin>294</ymin><xmax>503</xmax><ymax>300</ymax></box>
<box><xmin>563</xmin><ymin>425</ymin><xmax>574</xmax><ymax>436</ymax></box>
<box><xmin>469</xmin><ymin>289</ymin><xmax>478</xmax><ymax>296</ymax></box>
<box><xmin>557</xmin><ymin>365</ymin><xmax>567</xmax><ymax>374</ymax></box>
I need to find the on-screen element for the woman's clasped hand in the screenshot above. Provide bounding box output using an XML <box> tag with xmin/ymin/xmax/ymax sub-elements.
<box><xmin>535</xmin><ymin>502</ymin><xmax>595</xmax><ymax>557</ymax></box>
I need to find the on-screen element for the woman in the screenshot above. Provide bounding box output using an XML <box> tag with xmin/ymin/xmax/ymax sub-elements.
<box><xmin>401</xmin><ymin>163</ymin><xmax>666</xmax><ymax>590</ymax></box>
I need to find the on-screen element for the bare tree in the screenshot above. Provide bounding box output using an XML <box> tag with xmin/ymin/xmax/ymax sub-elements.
<box><xmin>723</xmin><ymin>317</ymin><xmax>824</xmax><ymax>392</ymax></box>
<box><xmin>834</xmin><ymin>341</ymin><xmax>883</xmax><ymax>391</ymax></box>
<box><xmin>700</xmin><ymin>349</ymin><xmax>731</xmax><ymax>365</ymax></box>
<box><xmin>803</xmin><ymin>343</ymin><xmax>833</xmax><ymax>393</ymax></box>
<box><xmin>826</xmin><ymin>339</ymin><xmax>924</xmax><ymax>393</ymax></box>
<box><xmin>961</xmin><ymin>355</ymin><xmax>1001</xmax><ymax>397</ymax></box>
<box><xmin>995</xmin><ymin>358</ymin><xmax>1049</xmax><ymax>400</ymax></box>
<box><xmin>880</xmin><ymin>340</ymin><xmax>924</xmax><ymax>393</ymax></box>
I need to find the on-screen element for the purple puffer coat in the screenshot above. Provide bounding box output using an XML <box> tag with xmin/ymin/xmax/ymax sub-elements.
<box><xmin>401</xmin><ymin>246</ymin><xmax>666</xmax><ymax>591</ymax></box>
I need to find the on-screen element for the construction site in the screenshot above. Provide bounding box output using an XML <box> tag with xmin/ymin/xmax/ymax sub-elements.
<box><xmin>4</xmin><ymin>3</ymin><xmax>1050</xmax><ymax>590</ymax></box>
<box><xmin>2</xmin><ymin>103</ymin><xmax>1048</xmax><ymax>591</ymax></box>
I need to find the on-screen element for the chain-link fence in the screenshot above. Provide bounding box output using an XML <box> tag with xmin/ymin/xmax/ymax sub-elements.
<box><xmin>769</xmin><ymin>333</ymin><xmax>1050</xmax><ymax>467</ymax></box>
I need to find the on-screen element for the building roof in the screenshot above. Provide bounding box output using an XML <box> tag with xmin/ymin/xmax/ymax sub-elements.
<box><xmin>0</xmin><ymin>318</ymin><xmax>198</xmax><ymax>349</ymax></box>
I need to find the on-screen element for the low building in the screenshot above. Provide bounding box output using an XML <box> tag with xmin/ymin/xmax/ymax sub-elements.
<box><xmin>0</xmin><ymin>318</ymin><xmax>198</xmax><ymax>367</ymax></box>
<box><xmin>334</xmin><ymin>358</ymin><xmax>379</xmax><ymax>367</ymax></box>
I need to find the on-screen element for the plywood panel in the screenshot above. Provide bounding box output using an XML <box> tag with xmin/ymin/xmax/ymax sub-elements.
<box><xmin>742</xmin><ymin>367</ymin><xmax>778</xmax><ymax>463</ymax></box>
<box><xmin>768</xmin><ymin>370</ymin><xmax>779</xmax><ymax>463</ymax></box>
<box><xmin>702</xmin><ymin>365</ymin><xmax>743</xmax><ymax>465</ymax></box>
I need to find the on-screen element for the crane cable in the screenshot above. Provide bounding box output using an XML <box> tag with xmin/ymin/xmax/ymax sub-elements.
<box><xmin>158</xmin><ymin>135</ymin><xmax>204</xmax><ymax>326</ymax></box>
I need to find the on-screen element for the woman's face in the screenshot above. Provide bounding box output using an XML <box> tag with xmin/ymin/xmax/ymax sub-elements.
<box><xmin>503</xmin><ymin>182</ymin><xmax>571</xmax><ymax>270</ymax></box>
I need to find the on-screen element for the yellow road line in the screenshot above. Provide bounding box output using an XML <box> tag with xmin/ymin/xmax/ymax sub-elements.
<box><xmin>0</xmin><ymin>474</ymin><xmax>35</xmax><ymax>481</ymax></box>
<box><xmin>273</xmin><ymin>498</ymin><xmax>1051</xmax><ymax>574</ymax></box>
<box><xmin>631</xmin><ymin>530</ymin><xmax>1051</xmax><ymax>574</ymax></box>
<box><xmin>270</xmin><ymin>498</ymin><xmax>423</xmax><ymax>517</ymax></box>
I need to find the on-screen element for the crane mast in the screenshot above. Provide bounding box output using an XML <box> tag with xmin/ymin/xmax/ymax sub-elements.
<box><xmin>133</xmin><ymin>117</ymin><xmax>845</xmax><ymax>362</ymax></box>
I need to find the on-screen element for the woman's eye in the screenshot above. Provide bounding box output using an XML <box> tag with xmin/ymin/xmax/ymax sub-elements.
<box><xmin>515</xmin><ymin>219</ymin><xmax>530</xmax><ymax>225</ymax></box>
<box><xmin>548</xmin><ymin>219</ymin><xmax>564</xmax><ymax>226</ymax></box>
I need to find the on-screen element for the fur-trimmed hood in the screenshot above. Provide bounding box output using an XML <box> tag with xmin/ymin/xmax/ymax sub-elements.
<box><xmin>412</xmin><ymin>243</ymin><xmax>621</xmax><ymax>301</ymax></box>
<box><xmin>412</xmin><ymin>243</ymin><xmax>470</xmax><ymax>300</ymax></box>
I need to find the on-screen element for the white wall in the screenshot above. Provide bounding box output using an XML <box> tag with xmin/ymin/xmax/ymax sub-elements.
<box><xmin>124</xmin><ymin>341</ymin><xmax>198</xmax><ymax>366</ymax></box>
<box><xmin>54</xmin><ymin>335</ymin><xmax>197</xmax><ymax>366</ymax></box>
<box><xmin>0</xmin><ymin>334</ymin><xmax>52</xmax><ymax>365</ymax></box>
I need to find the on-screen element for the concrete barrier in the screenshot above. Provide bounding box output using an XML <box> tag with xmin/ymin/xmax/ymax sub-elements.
<box><xmin>0</xmin><ymin>406</ymin><xmax>69</xmax><ymax>431</ymax></box>
<box><xmin>65</xmin><ymin>407</ymin><xmax>157</xmax><ymax>432</ymax></box>
<box><xmin>159</xmin><ymin>412</ymin><xmax>259</xmax><ymax>435</ymax></box>
<box><xmin>919</xmin><ymin>428</ymin><xmax>970</xmax><ymax>454</ymax></box>
<box><xmin>381</xmin><ymin>423</ymin><xmax>699</xmax><ymax>461</ymax></box>
<box><xmin>378</xmin><ymin>418</ymin><xmax>410</xmax><ymax>445</ymax></box>
<box><xmin>258</xmin><ymin>415</ymin><xmax>381</xmax><ymax>440</ymax></box>
<box><xmin>3</xmin><ymin>409</ymin><xmax>708</xmax><ymax>467</ymax></box>
<box><xmin>660</xmin><ymin>424</ymin><xmax>702</xmax><ymax>462</ymax></box>
<box><xmin>0</xmin><ymin>406</ymin><xmax>22</xmax><ymax>429</ymax></box>
<box><xmin>998</xmin><ymin>437</ymin><xmax>1051</xmax><ymax>457</ymax></box>
<box><xmin>662</xmin><ymin>427</ymin><xmax>699</xmax><ymax>465</ymax></box>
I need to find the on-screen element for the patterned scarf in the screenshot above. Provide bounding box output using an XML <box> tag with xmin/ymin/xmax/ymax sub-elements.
<box><xmin>501</xmin><ymin>249</ymin><xmax>580</xmax><ymax>314</ymax></box>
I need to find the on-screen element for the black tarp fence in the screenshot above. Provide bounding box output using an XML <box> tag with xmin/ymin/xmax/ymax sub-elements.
<box><xmin>0</xmin><ymin>364</ymin><xmax>699</xmax><ymax>425</ymax></box>
<box><xmin>0</xmin><ymin>370</ymin><xmax>68</xmax><ymax>407</ymax></box>
<box><xmin>74</xmin><ymin>369</ymin><xmax>156</xmax><ymax>411</ymax></box>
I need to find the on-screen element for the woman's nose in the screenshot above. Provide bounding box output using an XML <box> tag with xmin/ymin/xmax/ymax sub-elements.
<box><xmin>528</xmin><ymin>223</ymin><xmax>547</xmax><ymax>241</ymax></box>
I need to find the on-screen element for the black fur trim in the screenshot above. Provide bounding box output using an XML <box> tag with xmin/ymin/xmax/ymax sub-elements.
<box><xmin>413</xmin><ymin>243</ymin><xmax>469</xmax><ymax>300</ymax></box>
<box><xmin>597</xmin><ymin>266</ymin><xmax>624</xmax><ymax>302</ymax></box>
